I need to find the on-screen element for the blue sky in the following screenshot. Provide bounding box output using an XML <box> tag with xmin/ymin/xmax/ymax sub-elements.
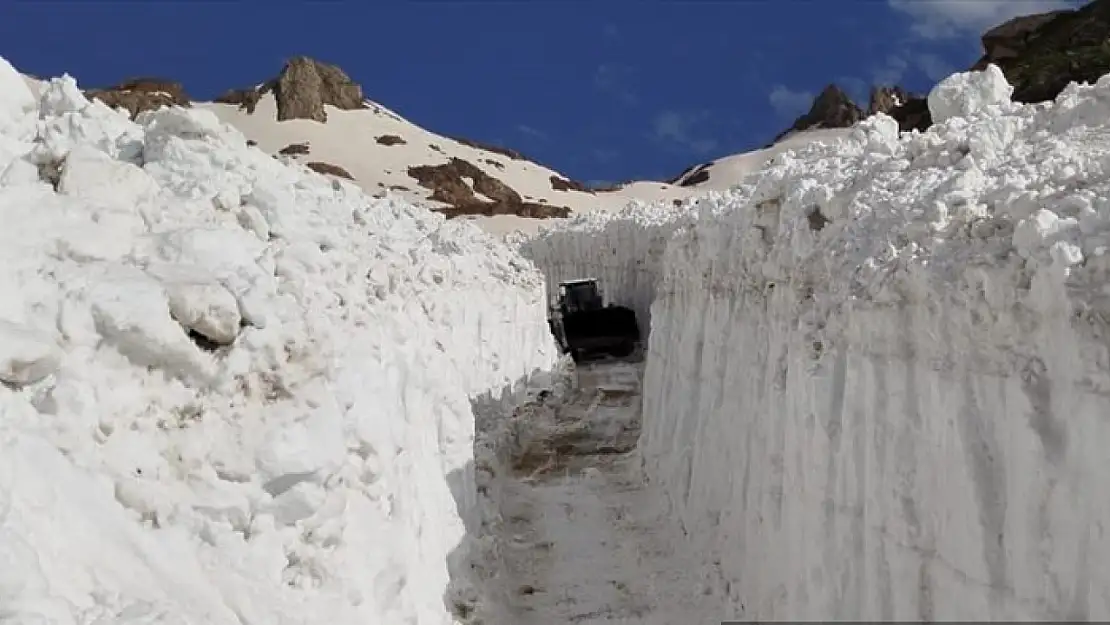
<box><xmin>0</xmin><ymin>0</ymin><xmax>1079</xmax><ymax>184</ymax></box>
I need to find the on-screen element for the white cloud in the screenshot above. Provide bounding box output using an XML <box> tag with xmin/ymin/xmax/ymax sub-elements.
<box><xmin>888</xmin><ymin>0</ymin><xmax>1079</xmax><ymax>39</ymax></box>
<box><xmin>652</xmin><ymin>111</ymin><xmax>717</xmax><ymax>154</ymax></box>
<box><xmin>767</xmin><ymin>85</ymin><xmax>813</xmax><ymax>118</ymax></box>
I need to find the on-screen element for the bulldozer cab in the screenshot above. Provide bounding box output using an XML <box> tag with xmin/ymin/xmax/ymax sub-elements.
<box><xmin>558</xmin><ymin>279</ymin><xmax>603</xmax><ymax>314</ymax></box>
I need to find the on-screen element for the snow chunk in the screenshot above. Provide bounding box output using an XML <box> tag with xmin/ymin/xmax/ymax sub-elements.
<box><xmin>0</xmin><ymin>57</ymin><xmax>36</xmax><ymax>170</ymax></box>
<box><xmin>0</xmin><ymin>319</ymin><xmax>61</xmax><ymax>386</ymax></box>
<box><xmin>158</xmin><ymin>266</ymin><xmax>243</xmax><ymax>346</ymax></box>
<box><xmin>38</xmin><ymin>73</ymin><xmax>89</xmax><ymax>115</ymax></box>
<box><xmin>86</xmin><ymin>265</ymin><xmax>215</xmax><ymax>383</ymax></box>
<box><xmin>0</xmin><ymin>57</ymin><xmax>35</xmax><ymax>131</ymax></box>
<box><xmin>57</xmin><ymin>143</ymin><xmax>160</xmax><ymax>210</ymax></box>
<box><xmin>928</xmin><ymin>63</ymin><xmax>1013</xmax><ymax>123</ymax></box>
<box><xmin>141</xmin><ymin>106</ymin><xmax>225</xmax><ymax>140</ymax></box>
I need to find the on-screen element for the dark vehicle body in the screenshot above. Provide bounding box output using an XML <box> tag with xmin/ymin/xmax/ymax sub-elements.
<box><xmin>547</xmin><ymin>279</ymin><xmax>640</xmax><ymax>363</ymax></box>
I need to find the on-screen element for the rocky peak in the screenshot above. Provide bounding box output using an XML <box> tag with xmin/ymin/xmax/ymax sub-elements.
<box><xmin>770</xmin><ymin>84</ymin><xmax>864</xmax><ymax>144</ymax></box>
<box><xmin>867</xmin><ymin>85</ymin><xmax>910</xmax><ymax>114</ymax></box>
<box><xmin>215</xmin><ymin>56</ymin><xmax>367</xmax><ymax>123</ymax></box>
<box><xmin>85</xmin><ymin>77</ymin><xmax>190</xmax><ymax>120</ymax></box>
<box><xmin>869</xmin><ymin>85</ymin><xmax>931</xmax><ymax>133</ymax></box>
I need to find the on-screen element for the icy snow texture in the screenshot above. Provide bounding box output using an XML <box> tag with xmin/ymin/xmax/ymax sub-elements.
<box><xmin>0</xmin><ymin>59</ymin><xmax>558</xmax><ymax>624</ymax></box>
<box><xmin>533</xmin><ymin>69</ymin><xmax>1110</xmax><ymax>620</ymax></box>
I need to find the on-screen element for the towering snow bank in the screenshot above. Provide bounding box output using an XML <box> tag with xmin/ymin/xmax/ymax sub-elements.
<box><xmin>637</xmin><ymin>69</ymin><xmax>1110</xmax><ymax>620</ymax></box>
<box><xmin>0</xmin><ymin>59</ymin><xmax>557</xmax><ymax>624</ymax></box>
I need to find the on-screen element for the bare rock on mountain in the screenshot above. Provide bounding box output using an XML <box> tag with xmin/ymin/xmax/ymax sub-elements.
<box><xmin>771</xmin><ymin>84</ymin><xmax>864</xmax><ymax>144</ymax></box>
<box><xmin>216</xmin><ymin>56</ymin><xmax>367</xmax><ymax>122</ymax></box>
<box><xmin>549</xmin><ymin>175</ymin><xmax>590</xmax><ymax>193</ymax></box>
<box><xmin>668</xmin><ymin>162</ymin><xmax>712</xmax><ymax>187</ymax></box>
<box><xmin>215</xmin><ymin>88</ymin><xmax>262</xmax><ymax>114</ymax></box>
<box><xmin>86</xmin><ymin>78</ymin><xmax>190</xmax><ymax>120</ymax></box>
<box><xmin>306</xmin><ymin>161</ymin><xmax>354</xmax><ymax>180</ymax></box>
<box><xmin>978</xmin><ymin>10</ymin><xmax>1071</xmax><ymax>65</ymax></box>
<box><xmin>868</xmin><ymin>86</ymin><xmax>931</xmax><ymax>132</ymax></box>
<box><xmin>273</xmin><ymin>57</ymin><xmax>366</xmax><ymax>122</ymax></box>
<box><xmin>971</xmin><ymin>0</ymin><xmax>1110</xmax><ymax>104</ymax></box>
<box><xmin>408</xmin><ymin>157</ymin><xmax>570</xmax><ymax>219</ymax></box>
<box><xmin>278</xmin><ymin>142</ymin><xmax>310</xmax><ymax>156</ymax></box>
<box><xmin>867</xmin><ymin>85</ymin><xmax>910</xmax><ymax>115</ymax></box>
<box><xmin>375</xmin><ymin>134</ymin><xmax>406</xmax><ymax>146</ymax></box>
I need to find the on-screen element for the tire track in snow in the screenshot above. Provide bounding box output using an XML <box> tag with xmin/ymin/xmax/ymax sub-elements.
<box><xmin>485</xmin><ymin>359</ymin><xmax>715</xmax><ymax>624</ymax></box>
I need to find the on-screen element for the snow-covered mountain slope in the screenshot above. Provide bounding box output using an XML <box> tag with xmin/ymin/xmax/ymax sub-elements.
<box><xmin>199</xmin><ymin>93</ymin><xmax>688</xmax><ymax>235</ymax></box>
<box><xmin>520</xmin><ymin>64</ymin><xmax>1110</xmax><ymax>620</ymax></box>
<box><xmin>0</xmin><ymin>56</ymin><xmax>558</xmax><ymax>624</ymax></box>
<box><xmin>71</xmin><ymin>58</ymin><xmax>870</xmax><ymax>238</ymax></box>
<box><xmin>82</xmin><ymin>56</ymin><xmax>671</xmax><ymax>237</ymax></box>
<box><xmin>668</xmin><ymin>127</ymin><xmax>853</xmax><ymax>191</ymax></box>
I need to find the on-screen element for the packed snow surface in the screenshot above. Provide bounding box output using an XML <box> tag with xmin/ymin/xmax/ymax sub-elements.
<box><xmin>522</xmin><ymin>64</ymin><xmax>1110</xmax><ymax>620</ymax></box>
<box><xmin>464</xmin><ymin>359</ymin><xmax>717</xmax><ymax>625</ymax></box>
<box><xmin>0</xmin><ymin>56</ymin><xmax>559</xmax><ymax>624</ymax></box>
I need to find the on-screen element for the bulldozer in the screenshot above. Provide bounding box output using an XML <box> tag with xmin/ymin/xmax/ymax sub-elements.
<box><xmin>547</xmin><ymin>278</ymin><xmax>640</xmax><ymax>363</ymax></box>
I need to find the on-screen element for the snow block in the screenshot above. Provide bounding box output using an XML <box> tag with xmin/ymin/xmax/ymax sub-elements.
<box><xmin>928</xmin><ymin>63</ymin><xmax>1014</xmax><ymax>124</ymax></box>
<box><xmin>0</xmin><ymin>319</ymin><xmax>61</xmax><ymax>386</ymax></box>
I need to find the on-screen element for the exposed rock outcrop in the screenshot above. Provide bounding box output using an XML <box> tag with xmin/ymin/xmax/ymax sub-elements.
<box><xmin>278</xmin><ymin>142</ymin><xmax>310</xmax><ymax>156</ymax></box>
<box><xmin>868</xmin><ymin>86</ymin><xmax>931</xmax><ymax>132</ymax></box>
<box><xmin>972</xmin><ymin>0</ymin><xmax>1110</xmax><ymax>104</ymax></box>
<box><xmin>85</xmin><ymin>78</ymin><xmax>190</xmax><ymax>120</ymax></box>
<box><xmin>668</xmin><ymin>162</ymin><xmax>712</xmax><ymax>187</ymax></box>
<box><xmin>770</xmin><ymin>85</ymin><xmax>864</xmax><ymax>144</ymax></box>
<box><xmin>216</xmin><ymin>56</ymin><xmax>367</xmax><ymax>122</ymax></box>
<box><xmin>549</xmin><ymin>175</ymin><xmax>590</xmax><ymax>193</ymax></box>
<box><xmin>305</xmin><ymin>161</ymin><xmax>354</xmax><ymax>180</ymax></box>
<box><xmin>407</xmin><ymin>158</ymin><xmax>571</xmax><ymax>219</ymax></box>
<box><xmin>272</xmin><ymin>57</ymin><xmax>365</xmax><ymax>122</ymax></box>
<box><xmin>214</xmin><ymin>88</ymin><xmax>262</xmax><ymax>114</ymax></box>
<box><xmin>375</xmin><ymin>134</ymin><xmax>406</xmax><ymax>146</ymax></box>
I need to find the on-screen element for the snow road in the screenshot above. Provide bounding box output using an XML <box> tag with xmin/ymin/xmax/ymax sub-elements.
<box><xmin>476</xmin><ymin>358</ymin><xmax>717</xmax><ymax>625</ymax></box>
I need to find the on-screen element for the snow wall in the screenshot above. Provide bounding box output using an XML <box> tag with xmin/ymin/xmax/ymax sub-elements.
<box><xmin>0</xmin><ymin>60</ymin><xmax>558</xmax><ymax>624</ymax></box>
<box><xmin>520</xmin><ymin>205</ymin><xmax>693</xmax><ymax>334</ymax></box>
<box><xmin>529</xmin><ymin>65</ymin><xmax>1110</xmax><ymax>620</ymax></box>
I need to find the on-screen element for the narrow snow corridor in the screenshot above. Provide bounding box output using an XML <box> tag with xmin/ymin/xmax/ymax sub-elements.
<box><xmin>473</xmin><ymin>357</ymin><xmax>717</xmax><ymax>625</ymax></box>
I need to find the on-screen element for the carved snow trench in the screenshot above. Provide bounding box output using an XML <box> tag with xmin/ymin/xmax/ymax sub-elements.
<box><xmin>487</xmin><ymin>358</ymin><xmax>713</xmax><ymax>625</ymax></box>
